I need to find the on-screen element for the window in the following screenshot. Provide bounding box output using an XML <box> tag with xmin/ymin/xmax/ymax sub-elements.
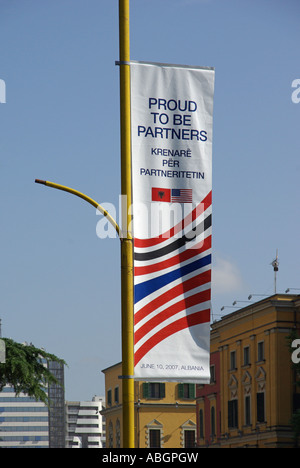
<box><xmin>116</xmin><ymin>419</ymin><xmax>121</xmax><ymax>448</ymax></box>
<box><xmin>108</xmin><ymin>421</ymin><xmax>113</xmax><ymax>448</ymax></box>
<box><xmin>293</xmin><ymin>393</ymin><xmax>300</xmax><ymax>412</ymax></box>
<box><xmin>258</xmin><ymin>341</ymin><xmax>264</xmax><ymax>361</ymax></box>
<box><xmin>184</xmin><ymin>430</ymin><xmax>195</xmax><ymax>448</ymax></box>
<box><xmin>178</xmin><ymin>383</ymin><xmax>195</xmax><ymax>399</ymax></box>
<box><xmin>230</xmin><ymin>351</ymin><xmax>236</xmax><ymax>370</ymax></box>
<box><xmin>199</xmin><ymin>409</ymin><xmax>204</xmax><ymax>439</ymax></box>
<box><xmin>243</xmin><ymin>346</ymin><xmax>250</xmax><ymax>366</ymax></box>
<box><xmin>114</xmin><ymin>386</ymin><xmax>119</xmax><ymax>404</ymax></box>
<box><xmin>228</xmin><ymin>399</ymin><xmax>238</xmax><ymax>428</ymax></box>
<box><xmin>245</xmin><ymin>395</ymin><xmax>251</xmax><ymax>425</ymax></box>
<box><xmin>107</xmin><ymin>389</ymin><xmax>112</xmax><ymax>407</ymax></box>
<box><xmin>143</xmin><ymin>382</ymin><xmax>165</xmax><ymax>399</ymax></box>
<box><xmin>257</xmin><ymin>392</ymin><xmax>265</xmax><ymax>422</ymax></box>
<box><xmin>149</xmin><ymin>429</ymin><xmax>161</xmax><ymax>448</ymax></box>
<box><xmin>211</xmin><ymin>406</ymin><xmax>216</xmax><ymax>436</ymax></box>
<box><xmin>210</xmin><ymin>365</ymin><xmax>216</xmax><ymax>383</ymax></box>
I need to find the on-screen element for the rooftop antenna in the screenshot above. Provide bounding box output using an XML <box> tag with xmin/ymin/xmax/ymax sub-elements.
<box><xmin>271</xmin><ymin>249</ymin><xmax>279</xmax><ymax>293</ymax></box>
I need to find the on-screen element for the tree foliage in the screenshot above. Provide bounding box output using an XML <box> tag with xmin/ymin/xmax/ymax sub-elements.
<box><xmin>0</xmin><ymin>338</ymin><xmax>66</xmax><ymax>406</ymax></box>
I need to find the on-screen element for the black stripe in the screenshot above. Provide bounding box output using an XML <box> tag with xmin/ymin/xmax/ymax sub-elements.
<box><xmin>134</xmin><ymin>214</ymin><xmax>212</xmax><ymax>262</ymax></box>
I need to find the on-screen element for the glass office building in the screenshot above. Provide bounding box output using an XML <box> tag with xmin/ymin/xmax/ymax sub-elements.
<box><xmin>0</xmin><ymin>386</ymin><xmax>50</xmax><ymax>448</ymax></box>
<box><xmin>0</xmin><ymin>361</ymin><xmax>65</xmax><ymax>448</ymax></box>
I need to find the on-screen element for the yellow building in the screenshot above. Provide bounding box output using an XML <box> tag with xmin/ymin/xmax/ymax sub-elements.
<box><xmin>197</xmin><ymin>293</ymin><xmax>300</xmax><ymax>448</ymax></box>
<box><xmin>101</xmin><ymin>362</ymin><xmax>197</xmax><ymax>448</ymax></box>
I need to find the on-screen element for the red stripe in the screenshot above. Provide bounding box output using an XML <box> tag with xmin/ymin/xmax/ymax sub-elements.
<box><xmin>134</xmin><ymin>191</ymin><xmax>212</xmax><ymax>248</ymax></box>
<box><xmin>134</xmin><ymin>269</ymin><xmax>211</xmax><ymax>325</ymax></box>
<box><xmin>134</xmin><ymin>289</ymin><xmax>210</xmax><ymax>344</ymax></box>
<box><xmin>134</xmin><ymin>309</ymin><xmax>210</xmax><ymax>365</ymax></box>
<box><xmin>134</xmin><ymin>235</ymin><xmax>211</xmax><ymax>276</ymax></box>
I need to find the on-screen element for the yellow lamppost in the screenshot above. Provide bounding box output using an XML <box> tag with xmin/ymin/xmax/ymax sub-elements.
<box><xmin>36</xmin><ymin>0</ymin><xmax>135</xmax><ymax>448</ymax></box>
<box><xmin>118</xmin><ymin>0</ymin><xmax>135</xmax><ymax>449</ymax></box>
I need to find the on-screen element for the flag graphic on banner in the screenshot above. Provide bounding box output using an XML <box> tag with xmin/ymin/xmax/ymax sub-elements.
<box><xmin>152</xmin><ymin>187</ymin><xmax>192</xmax><ymax>203</ymax></box>
<box><xmin>171</xmin><ymin>188</ymin><xmax>192</xmax><ymax>203</ymax></box>
<box><xmin>152</xmin><ymin>187</ymin><xmax>171</xmax><ymax>202</ymax></box>
<box><xmin>130</xmin><ymin>61</ymin><xmax>215</xmax><ymax>383</ymax></box>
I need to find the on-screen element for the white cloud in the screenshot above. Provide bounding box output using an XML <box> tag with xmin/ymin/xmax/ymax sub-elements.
<box><xmin>212</xmin><ymin>253</ymin><xmax>246</xmax><ymax>295</ymax></box>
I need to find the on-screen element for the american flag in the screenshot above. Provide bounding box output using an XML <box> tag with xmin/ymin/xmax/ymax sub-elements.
<box><xmin>171</xmin><ymin>188</ymin><xmax>192</xmax><ymax>203</ymax></box>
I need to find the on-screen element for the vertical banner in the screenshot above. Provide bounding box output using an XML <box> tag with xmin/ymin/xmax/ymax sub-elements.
<box><xmin>131</xmin><ymin>61</ymin><xmax>215</xmax><ymax>383</ymax></box>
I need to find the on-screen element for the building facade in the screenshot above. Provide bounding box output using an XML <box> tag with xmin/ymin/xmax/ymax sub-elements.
<box><xmin>196</xmin><ymin>350</ymin><xmax>221</xmax><ymax>444</ymax></box>
<box><xmin>196</xmin><ymin>294</ymin><xmax>300</xmax><ymax>448</ymax></box>
<box><xmin>65</xmin><ymin>396</ymin><xmax>106</xmax><ymax>448</ymax></box>
<box><xmin>0</xmin><ymin>361</ymin><xmax>65</xmax><ymax>448</ymax></box>
<box><xmin>48</xmin><ymin>360</ymin><xmax>65</xmax><ymax>448</ymax></box>
<box><xmin>0</xmin><ymin>385</ymin><xmax>50</xmax><ymax>448</ymax></box>
<box><xmin>102</xmin><ymin>362</ymin><xmax>197</xmax><ymax>448</ymax></box>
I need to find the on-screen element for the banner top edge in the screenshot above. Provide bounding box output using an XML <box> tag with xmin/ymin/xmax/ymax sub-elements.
<box><xmin>116</xmin><ymin>59</ymin><xmax>214</xmax><ymax>71</ymax></box>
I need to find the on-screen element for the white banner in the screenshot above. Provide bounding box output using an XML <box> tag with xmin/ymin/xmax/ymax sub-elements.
<box><xmin>130</xmin><ymin>61</ymin><xmax>214</xmax><ymax>382</ymax></box>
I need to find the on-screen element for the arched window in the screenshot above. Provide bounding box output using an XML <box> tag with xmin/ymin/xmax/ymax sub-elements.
<box><xmin>211</xmin><ymin>406</ymin><xmax>215</xmax><ymax>437</ymax></box>
<box><xmin>199</xmin><ymin>409</ymin><xmax>204</xmax><ymax>439</ymax></box>
<box><xmin>108</xmin><ymin>421</ymin><xmax>113</xmax><ymax>448</ymax></box>
<box><xmin>116</xmin><ymin>419</ymin><xmax>121</xmax><ymax>448</ymax></box>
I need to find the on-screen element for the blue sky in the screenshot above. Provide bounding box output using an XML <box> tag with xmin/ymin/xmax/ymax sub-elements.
<box><xmin>0</xmin><ymin>0</ymin><xmax>299</xmax><ymax>401</ymax></box>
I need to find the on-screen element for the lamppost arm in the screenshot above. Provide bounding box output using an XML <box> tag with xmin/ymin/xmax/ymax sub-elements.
<box><xmin>35</xmin><ymin>179</ymin><xmax>120</xmax><ymax>237</ymax></box>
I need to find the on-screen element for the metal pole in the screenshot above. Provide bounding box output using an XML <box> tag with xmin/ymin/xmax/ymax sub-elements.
<box><xmin>119</xmin><ymin>0</ymin><xmax>135</xmax><ymax>448</ymax></box>
<box><xmin>35</xmin><ymin>1</ymin><xmax>135</xmax><ymax>447</ymax></box>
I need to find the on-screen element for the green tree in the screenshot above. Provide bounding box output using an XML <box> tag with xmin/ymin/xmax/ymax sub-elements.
<box><xmin>0</xmin><ymin>338</ymin><xmax>66</xmax><ymax>406</ymax></box>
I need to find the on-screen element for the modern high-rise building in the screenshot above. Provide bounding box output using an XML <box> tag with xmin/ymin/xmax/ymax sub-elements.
<box><xmin>48</xmin><ymin>360</ymin><xmax>66</xmax><ymax>448</ymax></box>
<box><xmin>0</xmin><ymin>361</ymin><xmax>65</xmax><ymax>448</ymax></box>
<box><xmin>65</xmin><ymin>396</ymin><xmax>106</xmax><ymax>448</ymax></box>
<box><xmin>0</xmin><ymin>386</ymin><xmax>50</xmax><ymax>448</ymax></box>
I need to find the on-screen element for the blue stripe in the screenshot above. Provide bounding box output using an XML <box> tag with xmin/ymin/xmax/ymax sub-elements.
<box><xmin>134</xmin><ymin>254</ymin><xmax>211</xmax><ymax>304</ymax></box>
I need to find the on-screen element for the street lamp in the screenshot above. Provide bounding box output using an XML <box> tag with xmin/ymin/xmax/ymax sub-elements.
<box><xmin>232</xmin><ymin>300</ymin><xmax>252</xmax><ymax>306</ymax></box>
<box><xmin>248</xmin><ymin>294</ymin><xmax>269</xmax><ymax>300</ymax></box>
<box><xmin>35</xmin><ymin>178</ymin><xmax>134</xmax><ymax>446</ymax></box>
<box><xmin>35</xmin><ymin>179</ymin><xmax>120</xmax><ymax>234</ymax></box>
<box><xmin>36</xmin><ymin>1</ymin><xmax>135</xmax><ymax>448</ymax></box>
